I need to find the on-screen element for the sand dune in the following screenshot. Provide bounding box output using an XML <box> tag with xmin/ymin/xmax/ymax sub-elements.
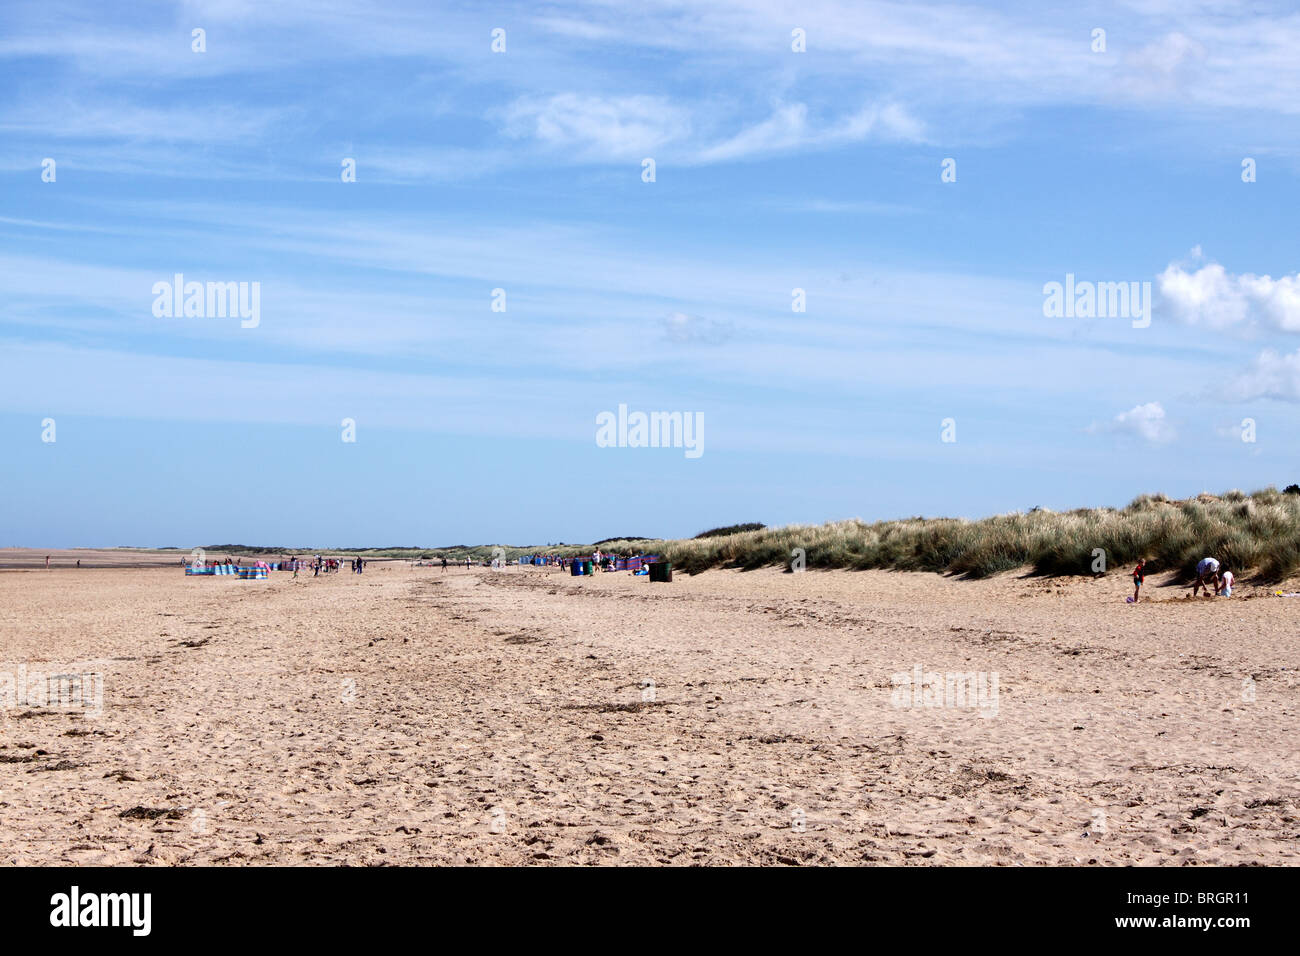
<box><xmin>1</xmin><ymin>560</ymin><xmax>1297</xmax><ymax>865</ymax></box>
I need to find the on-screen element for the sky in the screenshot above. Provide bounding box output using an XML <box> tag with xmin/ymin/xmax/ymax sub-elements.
<box><xmin>2</xmin><ymin>0</ymin><xmax>1300</xmax><ymax>548</ymax></box>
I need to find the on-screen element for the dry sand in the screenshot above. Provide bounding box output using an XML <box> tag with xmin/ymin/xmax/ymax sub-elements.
<box><xmin>1</xmin><ymin>558</ymin><xmax>1297</xmax><ymax>865</ymax></box>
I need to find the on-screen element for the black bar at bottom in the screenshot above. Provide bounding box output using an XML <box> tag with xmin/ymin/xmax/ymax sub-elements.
<box><xmin>0</xmin><ymin>865</ymin><xmax>1279</xmax><ymax>942</ymax></box>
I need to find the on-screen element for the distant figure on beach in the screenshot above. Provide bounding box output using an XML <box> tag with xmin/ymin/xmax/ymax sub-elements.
<box><xmin>1218</xmin><ymin>565</ymin><xmax>1234</xmax><ymax>597</ymax></box>
<box><xmin>1131</xmin><ymin>559</ymin><xmax>1146</xmax><ymax>603</ymax></box>
<box><xmin>441</xmin><ymin>556</ymin><xmax>447</xmax><ymax>571</ymax></box>
<box><xmin>45</xmin><ymin>555</ymin><xmax>49</xmax><ymax>569</ymax></box>
<box><xmin>1193</xmin><ymin>556</ymin><xmax>1220</xmax><ymax>597</ymax></box>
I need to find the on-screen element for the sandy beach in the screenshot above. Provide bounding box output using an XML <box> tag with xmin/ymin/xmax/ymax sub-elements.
<box><xmin>1</xmin><ymin>559</ymin><xmax>1297</xmax><ymax>865</ymax></box>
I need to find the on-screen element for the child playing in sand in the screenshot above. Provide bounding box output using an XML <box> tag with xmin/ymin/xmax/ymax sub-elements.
<box><xmin>1132</xmin><ymin>559</ymin><xmax>1146</xmax><ymax>602</ymax></box>
<box><xmin>1218</xmin><ymin>566</ymin><xmax>1234</xmax><ymax>597</ymax></box>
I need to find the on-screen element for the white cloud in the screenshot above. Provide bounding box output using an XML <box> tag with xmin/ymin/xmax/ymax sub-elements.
<box><xmin>1223</xmin><ymin>348</ymin><xmax>1300</xmax><ymax>402</ymax></box>
<box><xmin>503</xmin><ymin>93</ymin><xmax>691</xmax><ymax>160</ymax></box>
<box><xmin>1090</xmin><ymin>402</ymin><xmax>1175</xmax><ymax>443</ymax></box>
<box><xmin>1158</xmin><ymin>252</ymin><xmax>1300</xmax><ymax>331</ymax></box>
<box><xmin>1239</xmin><ymin>274</ymin><xmax>1300</xmax><ymax>329</ymax></box>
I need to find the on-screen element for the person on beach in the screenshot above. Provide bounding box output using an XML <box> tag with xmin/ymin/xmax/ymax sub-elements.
<box><xmin>1193</xmin><ymin>556</ymin><xmax>1220</xmax><ymax>597</ymax></box>
<box><xmin>45</xmin><ymin>555</ymin><xmax>49</xmax><ymax>569</ymax></box>
<box><xmin>1132</xmin><ymin>559</ymin><xmax>1146</xmax><ymax>602</ymax></box>
<box><xmin>441</xmin><ymin>556</ymin><xmax>447</xmax><ymax>572</ymax></box>
<box><xmin>1218</xmin><ymin>566</ymin><xmax>1234</xmax><ymax>597</ymax></box>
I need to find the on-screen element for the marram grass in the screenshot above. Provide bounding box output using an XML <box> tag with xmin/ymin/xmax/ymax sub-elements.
<box><xmin>658</xmin><ymin>488</ymin><xmax>1300</xmax><ymax>581</ymax></box>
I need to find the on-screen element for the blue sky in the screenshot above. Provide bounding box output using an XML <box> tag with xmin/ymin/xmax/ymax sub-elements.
<box><xmin>3</xmin><ymin>0</ymin><xmax>1300</xmax><ymax>548</ymax></box>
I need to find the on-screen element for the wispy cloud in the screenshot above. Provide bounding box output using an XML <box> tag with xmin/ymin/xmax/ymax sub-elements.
<box><xmin>0</xmin><ymin>100</ymin><xmax>285</xmax><ymax>144</ymax></box>
<box><xmin>499</xmin><ymin>93</ymin><xmax>923</xmax><ymax>166</ymax></box>
<box><xmin>532</xmin><ymin>1</ymin><xmax>1300</xmax><ymax>117</ymax></box>
<box><xmin>767</xmin><ymin>198</ymin><xmax>915</xmax><ymax>215</ymax></box>
<box><xmin>661</xmin><ymin>311</ymin><xmax>733</xmax><ymax>345</ymax></box>
<box><xmin>692</xmin><ymin>101</ymin><xmax>923</xmax><ymax>163</ymax></box>
<box><xmin>503</xmin><ymin>93</ymin><xmax>692</xmax><ymax>161</ymax></box>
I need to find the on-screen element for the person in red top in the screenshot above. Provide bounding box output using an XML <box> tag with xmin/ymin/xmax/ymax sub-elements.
<box><xmin>1132</xmin><ymin>559</ymin><xmax>1147</xmax><ymax>603</ymax></box>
